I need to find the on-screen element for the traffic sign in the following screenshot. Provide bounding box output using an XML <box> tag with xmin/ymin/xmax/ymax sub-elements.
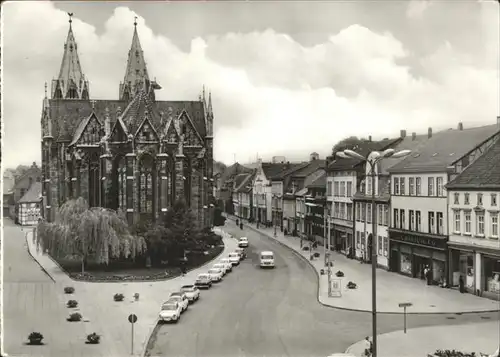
<box><xmin>398</xmin><ymin>302</ymin><xmax>412</xmax><ymax>333</ymax></box>
<box><xmin>398</xmin><ymin>302</ymin><xmax>412</xmax><ymax>308</ymax></box>
<box><xmin>128</xmin><ymin>314</ymin><xmax>138</xmax><ymax>324</ymax></box>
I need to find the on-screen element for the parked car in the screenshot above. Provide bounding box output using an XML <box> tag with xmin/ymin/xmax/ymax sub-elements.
<box><xmin>238</xmin><ymin>237</ymin><xmax>249</xmax><ymax>248</ymax></box>
<box><xmin>219</xmin><ymin>258</ymin><xmax>233</xmax><ymax>272</ymax></box>
<box><xmin>166</xmin><ymin>293</ymin><xmax>189</xmax><ymax>312</ymax></box>
<box><xmin>235</xmin><ymin>247</ymin><xmax>247</xmax><ymax>260</ymax></box>
<box><xmin>159</xmin><ymin>302</ymin><xmax>182</xmax><ymax>323</ymax></box>
<box><xmin>207</xmin><ymin>268</ymin><xmax>224</xmax><ymax>282</ymax></box>
<box><xmin>212</xmin><ymin>263</ymin><xmax>229</xmax><ymax>275</ymax></box>
<box><xmin>180</xmin><ymin>285</ymin><xmax>200</xmax><ymax>303</ymax></box>
<box><xmin>195</xmin><ymin>273</ymin><xmax>213</xmax><ymax>289</ymax></box>
<box><xmin>228</xmin><ymin>252</ymin><xmax>241</xmax><ymax>266</ymax></box>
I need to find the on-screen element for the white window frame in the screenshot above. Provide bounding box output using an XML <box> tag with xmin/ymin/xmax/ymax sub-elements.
<box><xmin>491</xmin><ymin>213</ymin><xmax>499</xmax><ymax>238</ymax></box>
<box><xmin>347</xmin><ymin>182</ymin><xmax>352</xmax><ymax>197</ymax></box>
<box><xmin>464</xmin><ymin>211</ymin><xmax>471</xmax><ymax>234</ymax></box>
<box><xmin>464</xmin><ymin>193</ymin><xmax>470</xmax><ymax>205</ymax></box>
<box><xmin>477</xmin><ymin>213</ymin><xmax>485</xmax><ymax>237</ymax></box>
<box><xmin>477</xmin><ymin>193</ymin><xmax>483</xmax><ymax>206</ymax></box>
<box><xmin>437</xmin><ymin>177</ymin><xmax>443</xmax><ymax>197</ymax></box>
<box><xmin>454</xmin><ymin>193</ymin><xmax>459</xmax><ymax>205</ymax></box>
<box><xmin>394</xmin><ymin>177</ymin><xmax>400</xmax><ymax>195</ymax></box>
<box><xmin>491</xmin><ymin>194</ymin><xmax>497</xmax><ymax>207</ymax></box>
<box><xmin>409</xmin><ymin>177</ymin><xmax>415</xmax><ymax>196</ymax></box>
<box><xmin>428</xmin><ymin>177</ymin><xmax>434</xmax><ymax>196</ymax></box>
<box><xmin>454</xmin><ymin>210</ymin><xmax>461</xmax><ymax>233</ymax></box>
<box><xmin>416</xmin><ymin>177</ymin><xmax>421</xmax><ymax>196</ymax></box>
<box><xmin>399</xmin><ymin>178</ymin><xmax>405</xmax><ymax>196</ymax></box>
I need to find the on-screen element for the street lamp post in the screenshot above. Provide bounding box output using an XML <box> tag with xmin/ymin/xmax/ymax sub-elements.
<box><xmin>336</xmin><ymin>148</ymin><xmax>411</xmax><ymax>357</ymax></box>
<box><xmin>273</xmin><ymin>194</ymin><xmax>278</xmax><ymax>237</ymax></box>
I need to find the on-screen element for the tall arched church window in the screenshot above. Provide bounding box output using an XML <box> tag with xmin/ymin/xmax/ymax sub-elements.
<box><xmin>184</xmin><ymin>159</ymin><xmax>192</xmax><ymax>206</ymax></box>
<box><xmin>139</xmin><ymin>154</ymin><xmax>154</xmax><ymax>215</ymax></box>
<box><xmin>116</xmin><ymin>156</ymin><xmax>127</xmax><ymax>211</ymax></box>
<box><xmin>88</xmin><ymin>152</ymin><xmax>100</xmax><ymax>207</ymax></box>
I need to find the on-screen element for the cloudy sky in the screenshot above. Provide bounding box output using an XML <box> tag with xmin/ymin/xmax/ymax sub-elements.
<box><xmin>2</xmin><ymin>1</ymin><xmax>499</xmax><ymax>167</ymax></box>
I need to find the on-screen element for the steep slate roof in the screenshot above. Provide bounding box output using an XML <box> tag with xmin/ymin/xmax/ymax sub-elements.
<box><xmin>272</xmin><ymin>162</ymin><xmax>309</xmax><ymax>180</ymax></box>
<box><xmin>379</xmin><ymin>133</ymin><xmax>430</xmax><ymax>174</ymax></box>
<box><xmin>446</xmin><ymin>138</ymin><xmax>500</xmax><ymax>189</ymax></box>
<box><xmin>18</xmin><ymin>182</ymin><xmax>42</xmax><ymax>203</ymax></box>
<box><xmin>307</xmin><ymin>171</ymin><xmax>326</xmax><ymax>189</ymax></box>
<box><xmin>220</xmin><ymin>163</ymin><xmax>253</xmax><ymax>186</ymax></box>
<box><xmin>235</xmin><ymin>172</ymin><xmax>256</xmax><ymax>193</ymax></box>
<box><xmin>261</xmin><ymin>163</ymin><xmax>290</xmax><ymax>180</ymax></box>
<box><xmin>328</xmin><ymin>138</ymin><xmax>400</xmax><ymax>171</ymax></box>
<box><xmin>292</xmin><ymin>159</ymin><xmax>326</xmax><ymax>177</ymax></box>
<box><xmin>387</xmin><ymin>124</ymin><xmax>500</xmax><ymax>173</ymax></box>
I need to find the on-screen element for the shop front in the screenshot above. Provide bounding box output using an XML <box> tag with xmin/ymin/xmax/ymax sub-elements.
<box><xmin>448</xmin><ymin>242</ymin><xmax>500</xmax><ymax>300</ymax></box>
<box><xmin>389</xmin><ymin>229</ymin><xmax>448</xmax><ymax>284</ymax></box>
<box><xmin>333</xmin><ymin>225</ymin><xmax>352</xmax><ymax>254</ymax></box>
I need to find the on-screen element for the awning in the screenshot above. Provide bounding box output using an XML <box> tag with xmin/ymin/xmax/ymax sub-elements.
<box><xmin>305</xmin><ymin>202</ymin><xmax>321</xmax><ymax>207</ymax></box>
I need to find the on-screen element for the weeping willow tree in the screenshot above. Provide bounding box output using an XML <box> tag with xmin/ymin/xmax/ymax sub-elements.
<box><xmin>36</xmin><ymin>197</ymin><xmax>147</xmax><ymax>273</ymax></box>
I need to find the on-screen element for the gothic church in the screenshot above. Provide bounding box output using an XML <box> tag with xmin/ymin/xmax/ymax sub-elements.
<box><xmin>41</xmin><ymin>16</ymin><xmax>215</xmax><ymax>228</ymax></box>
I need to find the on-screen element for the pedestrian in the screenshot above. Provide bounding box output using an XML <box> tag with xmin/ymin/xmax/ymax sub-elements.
<box><xmin>459</xmin><ymin>275</ymin><xmax>465</xmax><ymax>293</ymax></box>
<box><xmin>425</xmin><ymin>266</ymin><xmax>432</xmax><ymax>286</ymax></box>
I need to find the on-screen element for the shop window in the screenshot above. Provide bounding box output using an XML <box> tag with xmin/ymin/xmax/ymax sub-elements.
<box><xmin>464</xmin><ymin>211</ymin><xmax>472</xmax><ymax>234</ymax></box>
<box><xmin>491</xmin><ymin>214</ymin><xmax>498</xmax><ymax>238</ymax></box>
<box><xmin>416</xmin><ymin>177</ymin><xmax>421</xmax><ymax>196</ymax></box>
<box><xmin>484</xmin><ymin>257</ymin><xmax>500</xmax><ymax>294</ymax></box>
<box><xmin>400</xmin><ymin>253</ymin><xmax>412</xmax><ymax>275</ymax></box>
<box><xmin>454</xmin><ymin>193</ymin><xmax>460</xmax><ymax>205</ymax></box>
<box><xmin>476</xmin><ymin>213</ymin><xmax>485</xmax><ymax>237</ymax></box>
<box><xmin>454</xmin><ymin>210</ymin><xmax>461</xmax><ymax>233</ymax></box>
<box><xmin>464</xmin><ymin>193</ymin><xmax>470</xmax><ymax>205</ymax></box>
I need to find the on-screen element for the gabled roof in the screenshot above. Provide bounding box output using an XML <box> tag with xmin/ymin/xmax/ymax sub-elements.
<box><xmin>378</xmin><ymin>133</ymin><xmax>431</xmax><ymax>174</ymax></box>
<box><xmin>220</xmin><ymin>163</ymin><xmax>254</xmax><ymax>186</ymax></box>
<box><xmin>328</xmin><ymin>138</ymin><xmax>400</xmax><ymax>171</ymax></box>
<box><xmin>18</xmin><ymin>182</ymin><xmax>42</xmax><ymax>203</ymax></box>
<box><xmin>69</xmin><ymin>111</ymin><xmax>103</xmax><ymax>146</ymax></box>
<box><xmin>261</xmin><ymin>163</ymin><xmax>290</xmax><ymax>180</ymax></box>
<box><xmin>387</xmin><ymin>124</ymin><xmax>500</xmax><ymax>173</ymax></box>
<box><xmin>235</xmin><ymin>172</ymin><xmax>256</xmax><ymax>193</ymax></box>
<box><xmin>306</xmin><ymin>171</ymin><xmax>326</xmax><ymax>189</ymax></box>
<box><xmin>292</xmin><ymin>159</ymin><xmax>326</xmax><ymax>177</ymax></box>
<box><xmin>446</xmin><ymin>138</ymin><xmax>500</xmax><ymax>189</ymax></box>
<box><xmin>272</xmin><ymin>162</ymin><xmax>309</xmax><ymax>180</ymax></box>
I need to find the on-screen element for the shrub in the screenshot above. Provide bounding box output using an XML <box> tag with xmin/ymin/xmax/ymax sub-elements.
<box><xmin>302</xmin><ymin>246</ymin><xmax>310</xmax><ymax>251</ymax></box>
<box><xmin>314</xmin><ymin>252</ymin><xmax>320</xmax><ymax>258</ymax></box>
<box><xmin>86</xmin><ymin>332</ymin><xmax>101</xmax><ymax>344</ymax></box>
<box><xmin>336</xmin><ymin>270</ymin><xmax>344</xmax><ymax>277</ymax></box>
<box><xmin>64</xmin><ymin>286</ymin><xmax>75</xmax><ymax>294</ymax></box>
<box><xmin>134</xmin><ymin>293</ymin><xmax>140</xmax><ymax>301</ymax></box>
<box><xmin>27</xmin><ymin>332</ymin><xmax>44</xmax><ymax>345</ymax></box>
<box><xmin>430</xmin><ymin>350</ymin><xmax>477</xmax><ymax>357</ymax></box>
<box><xmin>347</xmin><ymin>281</ymin><xmax>357</xmax><ymax>289</ymax></box>
<box><xmin>66</xmin><ymin>300</ymin><xmax>78</xmax><ymax>308</ymax></box>
<box><xmin>114</xmin><ymin>293</ymin><xmax>125</xmax><ymax>302</ymax></box>
<box><xmin>67</xmin><ymin>312</ymin><xmax>82</xmax><ymax>322</ymax></box>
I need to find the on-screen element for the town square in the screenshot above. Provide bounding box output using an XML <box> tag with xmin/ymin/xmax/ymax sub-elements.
<box><xmin>1</xmin><ymin>1</ymin><xmax>500</xmax><ymax>357</ymax></box>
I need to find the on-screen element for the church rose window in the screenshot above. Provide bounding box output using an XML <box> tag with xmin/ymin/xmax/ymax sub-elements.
<box><xmin>139</xmin><ymin>154</ymin><xmax>154</xmax><ymax>214</ymax></box>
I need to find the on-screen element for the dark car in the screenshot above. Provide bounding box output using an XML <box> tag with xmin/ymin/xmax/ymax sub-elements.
<box><xmin>194</xmin><ymin>273</ymin><xmax>212</xmax><ymax>289</ymax></box>
<box><xmin>235</xmin><ymin>248</ymin><xmax>246</xmax><ymax>260</ymax></box>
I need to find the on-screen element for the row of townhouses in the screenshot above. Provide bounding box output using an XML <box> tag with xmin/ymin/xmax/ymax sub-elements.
<box><xmin>226</xmin><ymin>117</ymin><xmax>500</xmax><ymax>300</ymax></box>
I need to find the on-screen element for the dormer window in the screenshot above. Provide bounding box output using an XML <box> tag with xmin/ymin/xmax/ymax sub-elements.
<box><xmin>477</xmin><ymin>193</ymin><xmax>483</xmax><ymax>206</ymax></box>
<box><xmin>464</xmin><ymin>193</ymin><xmax>470</xmax><ymax>205</ymax></box>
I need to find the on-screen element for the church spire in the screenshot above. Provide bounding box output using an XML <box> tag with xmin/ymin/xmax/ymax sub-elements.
<box><xmin>119</xmin><ymin>17</ymin><xmax>155</xmax><ymax>102</ymax></box>
<box><xmin>51</xmin><ymin>13</ymin><xmax>89</xmax><ymax>100</ymax></box>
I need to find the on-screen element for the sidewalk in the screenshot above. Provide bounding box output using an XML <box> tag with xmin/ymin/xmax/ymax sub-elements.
<box><xmin>25</xmin><ymin>227</ymin><xmax>238</xmax><ymax>357</ymax></box>
<box><xmin>345</xmin><ymin>321</ymin><xmax>500</xmax><ymax>357</ymax></box>
<box><xmin>230</xmin><ymin>216</ymin><xmax>500</xmax><ymax>314</ymax></box>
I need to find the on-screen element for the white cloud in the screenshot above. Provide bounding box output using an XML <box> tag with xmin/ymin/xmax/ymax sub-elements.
<box><xmin>2</xmin><ymin>1</ymin><xmax>498</xmax><ymax>168</ymax></box>
<box><xmin>406</xmin><ymin>0</ymin><xmax>432</xmax><ymax>19</ymax></box>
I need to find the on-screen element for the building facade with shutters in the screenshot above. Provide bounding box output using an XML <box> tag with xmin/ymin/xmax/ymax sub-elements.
<box><xmin>387</xmin><ymin>123</ymin><xmax>500</xmax><ymax>284</ymax></box>
<box><xmin>446</xmin><ymin>135</ymin><xmax>500</xmax><ymax>300</ymax></box>
<box><xmin>40</xmin><ymin>18</ymin><xmax>214</xmax><ymax>228</ymax></box>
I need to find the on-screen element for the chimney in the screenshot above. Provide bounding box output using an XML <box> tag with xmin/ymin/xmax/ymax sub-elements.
<box><xmin>458</xmin><ymin>122</ymin><xmax>463</xmax><ymax>131</ymax></box>
<box><xmin>368</xmin><ymin>135</ymin><xmax>372</xmax><ymax>142</ymax></box>
<box><xmin>400</xmin><ymin>130</ymin><xmax>407</xmax><ymax>138</ymax></box>
<box><xmin>428</xmin><ymin>127</ymin><xmax>432</xmax><ymax>138</ymax></box>
<box><xmin>412</xmin><ymin>132</ymin><xmax>416</xmax><ymax>141</ymax></box>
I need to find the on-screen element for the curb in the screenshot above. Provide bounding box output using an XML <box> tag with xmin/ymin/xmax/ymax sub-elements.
<box><xmin>140</xmin><ymin>232</ymin><xmax>233</xmax><ymax>357</ymax></box>
<box><xmin>230</xmin><ymin>217</ymin><xmax>500</xmax><ymax>316</ymax></box>
<box><xmin>25</xmin><ymin>230</ymin><xmax>56</xmax><ymax>283</ymax></box>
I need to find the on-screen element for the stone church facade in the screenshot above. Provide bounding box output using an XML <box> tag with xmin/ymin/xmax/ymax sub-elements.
<box><xmin>41</xmin><ymin>17</ymin><xmax>214</xmax><ymax>228</ymax></box>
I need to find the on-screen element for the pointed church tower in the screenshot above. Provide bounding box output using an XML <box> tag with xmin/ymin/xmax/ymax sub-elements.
<box><xmin>51</xmin><ymin>13</ymin><xmax>89</xmax><ymax>100</ymax></box>
<box><xmin>119</xmin><ymin>18</ymin><xmax>161</xmax><ymax>103</ymax></box>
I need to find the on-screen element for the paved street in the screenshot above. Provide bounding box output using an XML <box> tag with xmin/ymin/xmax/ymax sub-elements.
<box><xmin>235</xmin><ymin>217</ymin><xmax>499</xmax><ymax>314</ymax></box>
<box><xmin>146</xmin><ymin>220</ymin><xmax>499</xmax><ymax>357</ymax></box>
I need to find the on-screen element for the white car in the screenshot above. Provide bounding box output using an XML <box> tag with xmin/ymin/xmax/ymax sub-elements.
<box><xmin>219</xmin><ymin>258</ymin><xmax>233</xmax><ymax>272</ymax></box>
<box><xmin>207</xmin><ymin>268</ymin><xmax>224</xmax><ymax>282</ymax></box>
<box><xmin>166</xmin><ymin>293</ymin><xmax>189</xmax><ymax>312</ymax></box>
<box><xmin>159</xmin><ymin>302</ymin><xmax>182</xmax><ymax>323</ymax></box>
<box><xmin>260</xmin><ymin>251</ymin><xmax>275</xmax><ymax>268</ymax></box>
<box><xmin>180</xmin><ymin>285</ymin><xmax>200</xmax><ymax>303</ymax></box>
<box><xmin>212</xmin><ymin>263</ymin><xmax>228</xmax><ymax>275</ymax></box>
<box><xmin>228</xmin><ymin>252</ymin><xmax>241</xmax><ymax>266</ymax></box>
<box><xmin>238</xmin><ymin>237</ymin><xmax>249</xmax><ymax>248</ymax></box>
